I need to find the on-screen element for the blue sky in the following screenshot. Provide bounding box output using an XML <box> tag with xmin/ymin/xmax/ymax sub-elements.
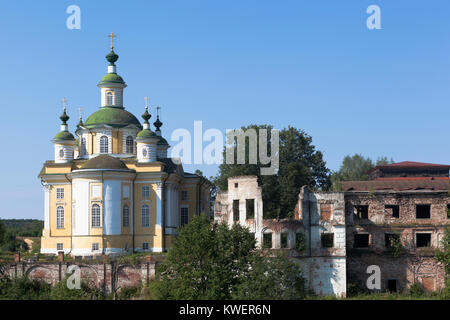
<box><xmin>0</xmin><ymin>0</ymin><xmax>449</xmax><ymax>219</ymax></box>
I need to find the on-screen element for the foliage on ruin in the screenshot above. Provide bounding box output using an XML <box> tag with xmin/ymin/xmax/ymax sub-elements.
<box><xmin>435</xmin><ymin>226</ymin><xmax>450</xmax><ymax>275</ymax></box>
<box><xmin>214</xmin><ymin>125</ymin><xmax>331</xmax><ymax>219</ymax></box>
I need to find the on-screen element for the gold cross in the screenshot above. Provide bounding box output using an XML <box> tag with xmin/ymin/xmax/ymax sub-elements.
<box><xmin>62</xmin><ymin>97</ymin><xmax>67</xmax><ymax>111</ymax></box>
<box><xmin>144</xmin><ymin>96</ymin><xmax>149</xmax><ymax>109</ymax></box>
<box><xmin>108</xmin><ymin>32</ymin><xmax>117</xmax><ymax>50</ymax></box>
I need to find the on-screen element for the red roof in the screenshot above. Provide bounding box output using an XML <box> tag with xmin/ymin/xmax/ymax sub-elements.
<box><xmin>342</xmin><ymin>179</ymin><xmax>450</xmax><ymax>192</ymax></box>
<box><xmin>376</xmin><ymin>161</ymin><xmax>450</xmax><ymax>169</ymax></box>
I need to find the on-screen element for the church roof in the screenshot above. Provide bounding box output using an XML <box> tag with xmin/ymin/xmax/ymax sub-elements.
<box><xmin>84</xmin><ymin>107</ymin><xmax>142</xmax><ymax>129</ymax></box>
<box><xmin>80</xmin><ymin>154</ymin><xmax>131</xmax><ymax>170</ymax></box>
<box><xmin>137</xmin><ymin>128</ymin><xmax>158</xmax><ymax>138</ymax></box>
<box><xmin>98</xmin><ymin>73</ymin><xmax>125</xmax><ymax>85</ymax></box>
<box><xmin>53</xmin><ymin>131</ymin><xmax>75</xmax><ymax>141</ymax></box>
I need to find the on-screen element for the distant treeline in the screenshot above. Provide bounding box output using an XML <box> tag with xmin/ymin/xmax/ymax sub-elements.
<box><xmin>0</xmin><ymin>219</ymin><xmax>43</xmax><ymax>237</ymax></box>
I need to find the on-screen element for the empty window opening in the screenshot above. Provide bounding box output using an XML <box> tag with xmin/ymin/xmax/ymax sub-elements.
<box><xmin>281</xmin><ymin>233</ymin><xmax>288</xmax><ymax>248</ymax></box>
<box><xmin>385</xmin><ymin>233</ymin><xmax>400</xmax><ymax>247</ymax></box>
<box><xmin>321</xmin><ymin>233</ymin><xmax>334</xmax><ymax>248</ymax></box>
<box><xmin>354</xmin><ymin>205</ymin><xmax>369</xmax><ymax>219</ymax></box>
<box><xmin>263</xmin><ymin>233</ymin><xmax>272</xmax><ymax>249</ymax></box>
<box><xmin>447</xmin><ymin>204</ymin><xmax>450</xmax><ymax>219</ymax></box>
<box><xmin>295</xmin><ymin>232</ymin><xmax>305</xmax><ymax>251</ymax></box>
<box><xmin>385</xmin><ymin>205</ymin><xmax>400</xmax><ymax>218</ymax></box>
<box><xmin>354</xmin><ymin>234</ymin><xmax>369</xmax><ymax>248</ymax></box>
<box><xmin>387</xmin><ymin>279</ymin><xmax>398</xmax><ymax>293</ymax></box>
<box><xmin>233</xmin><ymin>200</ymin><xmax>239</xmax><ymax>221</ymax></box>
<box><xmin>246</xmin><ymin>199</ymin><xmax>255</xmax><ymax>219</ymax></box>
<box><xmin>416</xmin><ymin>204</ymin><xmax>431</xmax><ymax>219</ymax></box>
<box><xmin>234</xmin><ymin>183</ymin><xmax>238</xmax><ymax>188</ymax></box>
<box><xmin>416</xmin><ymin>233</ymin><xmax>431</xmax><ymax>248</ymax></box>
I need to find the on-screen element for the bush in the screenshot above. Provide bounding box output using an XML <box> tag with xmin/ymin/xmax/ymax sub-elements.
<box><xmin>409</xmin><ymin>282</ymin><xmax>424</xmax><ymax>297</ymax></box>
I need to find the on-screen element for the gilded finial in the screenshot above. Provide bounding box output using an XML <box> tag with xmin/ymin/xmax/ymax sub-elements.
<box><xmin>142</xmin><ymin>97</ymin><xmax>151</xmax><ymax>123</ymax></box>
<box><xmin>60</xmin><ymin>98</ymin><xmax>69</xmax><ymax>125</ymax></box>
<box><xmin>108</xmin><ymin>32</ymin><xmax>117</xmax><ymax>50</ymax></box>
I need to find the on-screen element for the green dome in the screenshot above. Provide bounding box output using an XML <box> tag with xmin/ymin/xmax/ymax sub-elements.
<box><xmin>53</xmin><ymin>131</ymin><xmax>75</xmax><ymax>141</ymax></box>
<box><xmin>98</xmin><ymin>73</ymin><xmax>125</xmax><ymax>85</ymax></box>
<box><xmin>84</xmin><ymin>107</ymin><xmax>142</xmax><ymax>128</ymax></box>
<box><xmin>137</xmin><ymin>129</ymin><xmax>157</xmax><ymax>138</ymax></box>
<box><xmin>157</xmin><ymin>137</ymin><xmax>169</xmax><ymax>146</ymax></box>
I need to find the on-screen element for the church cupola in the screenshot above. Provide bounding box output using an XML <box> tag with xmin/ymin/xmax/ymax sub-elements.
<box><xmin>136</xmin><ymin>98</ymin><xmax>159</xmax><ymax>163</ymax></box>
<box><xmin>154</xmin><ymin>106</ymin><xmax>170</xmax><ymax>159</ymax></box>
<box><xmin>53</xmin><ymin>98</ymin><xmax>76</xmax><ymax>164</ymax></box>
<box><xmin>97</xmin><ymin>32</ymin><xmax>127</xmax><ymax>108</ymax></box>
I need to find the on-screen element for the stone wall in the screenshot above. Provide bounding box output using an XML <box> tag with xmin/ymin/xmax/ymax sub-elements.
<box><xmin>1</xmin><ymin>260</ymin><xmax>157</xmax><ymax>294</ymax></box>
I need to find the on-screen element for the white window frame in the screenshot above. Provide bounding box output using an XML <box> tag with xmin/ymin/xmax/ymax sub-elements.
<box><xmin>91</xmin><ymin>204</ymin><xmax>101</xmax><ymax>228</ymax></box>
<box><xmin>56</xmin><ymin>188</ymin><xmax>64</xmax><ymax>199</ymax></box>
<box><xmin>141</xmin><ymin>205</ymin><xmax>150</xmax><ymax>227</ymax></box>
<box><xmin>126</xmin><ymin>136</ymin><xmax>134</xmax><ymax>154</ymax></box>
<box><xmin>99</xmin><ymin>135</ymin><xmax>109</xmax><ymax>153</ymax></box>
<box><xmin>142</xmin><ymin>186</ymin><xmax>150</xmax><ymax>199</ymax></box>
<box><xmin>106</xmin><ymin>91</ymin><xmax>114</xmax><ymax>105</ymax></box>
<box><xmin>56</xmin><ymin>206</ymin><xmax>65</xmax><ymax>229</ymax></box>
<box><xmin>57</xmin><ymin>243</ymin><xmax>64</xmax><ymax>251</ymax></box>
<box><xmin>92</xmin><ymin>243</ymin><xmax>99</xmax><ymax>251</ymax></box>
<box><xmin>142</xmin><ymin>242</ymin><xmax>149</xmax><ymax>251</ymax></box>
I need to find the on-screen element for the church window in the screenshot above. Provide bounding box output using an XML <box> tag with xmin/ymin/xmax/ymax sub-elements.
<box><xmin>142</xmin><ymin>148</ymin><xmax>147</xmax><ymax>157</ymax></box>
<box><xmin>92</xmin><ymin>243</ymin><xmax>99</xmax><ymax>251</ymax></box>
<box><xmin>100</xmin><ymin>136</ymin><xmax>108</xmax><ymax>153</ymax></box>
<box><xmin>141</xmin><ymin>205</ymin><xmax>150</xmax><ymax>227</ymax></box>
<box><xmin>106</xmin><ymin>91</ymin><xmax>114</xmax><ymax>105</ymax></box>
<box><xmin>123</xmin><ymin>205</ymin><xmax>129</xmax><ymax>227</ymax></box>
<box><xmin>91</xmin><ymin>204</ymin><xmax>101</xmax><ymax>228</ymax></box>
<box><xmin>59</xmin><ymin>149</ymin><xmax>64</xmax><ymax>158</ymax></box>
<box><xmin>56</xmin><ymin>188</ymin><xmax>64</xmax><ymax>199</ymax></box>
<box><xmin>81</xmin><ymin>137</ymin><xmax>87</xmax><ymax>155</ymax></box>
<box><xmin>142</xmin><ymin>186</ymin><xmax>150</xmax><ymax>199</ymax></box>
<box><xmin>181</xmin><ymin>190</ymin><xmax>188</xmax><ymax>201</ymax></box>
<box><xmin>56</xmin><ymin>206</ymin><xmax>65</xmax><ymax>229</ymax></box>
<box><xmin>180</xmin><ymin>207</ymin><xmax>189</xmax><ymax>227</ymax></box>
<box><xmin>57</xmin><ymin>243</ymin><xmax>63</xmax><ymax>251</ymax></box>
<box><xmin>142</xmin><ymin>242</ymin><xmax>149</xmax><ymax>250</ymax></box>
<box><xmin>126</xmin><ymin>136</ymin><xmax>134</xmax><ymax>153</ymax></box>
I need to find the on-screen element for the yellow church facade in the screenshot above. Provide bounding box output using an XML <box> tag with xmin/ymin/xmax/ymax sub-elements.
<box><xmin>38</xmin><ymin>37</ymin><xmax>211</xmax><ymax>256</ymax></box>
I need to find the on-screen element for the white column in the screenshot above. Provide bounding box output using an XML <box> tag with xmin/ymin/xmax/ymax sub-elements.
<box><xmin>156</xmin><ymin>182</ymin><xmax>162</xmax><ymax>227</ymax></box>
<box><xmin>43</xmin><ymin>184</ymin><xmax>50</xmax><ymax>232</ymax></box>
<box><xmin>174</xmin><ymin>185</ymin><xmax>179</xmax><ymax>227</ymax></box>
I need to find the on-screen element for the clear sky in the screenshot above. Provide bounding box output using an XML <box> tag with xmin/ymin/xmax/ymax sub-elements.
<box><xmin>0</xmin><ymin>0</ymin><xmax>449</xmax><ymax>219</ymax></box>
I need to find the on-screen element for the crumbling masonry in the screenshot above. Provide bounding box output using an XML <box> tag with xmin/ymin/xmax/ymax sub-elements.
<box><xmin>214</xmin><ymin>161</ymin><xmax>449</xmax><ymax>297</ymax></box>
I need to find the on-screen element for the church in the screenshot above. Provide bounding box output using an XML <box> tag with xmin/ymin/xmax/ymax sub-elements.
<box><xmin>38</xmin><ymin>35</ymin><xmax>211</xmax><ymax>256</ymax></box>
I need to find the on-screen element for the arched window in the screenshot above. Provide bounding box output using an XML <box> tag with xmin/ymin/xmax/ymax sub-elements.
<box><xmin>59</xmin><ymin>149</ymin><xmax>64</xmax><ymax>158</ymax></box>
<box><xmin>141</xmin><ymin>205</ymin><xmax>150</xmax><ymax>227</ymax></box>
<box><xmin>123</xmin><ymin>205</ymin><xmax>129</xmax><ymax>227</ymax></box>
<box><xmin>106</xmin><ymin>91</ymin><xmax>113</xmax><ymax>105</ymax></box>
<box><xmin>56</xmin><ymin>206</ymin><xmax>65</xmax><ymax>229</ymax></box>
<box><xmin>92</xmin><ymin>204</ymin><xmax>101</xmax><ymax>228</ymax></box>
<box><xmin>100</xmin><ymin>136</ymin><xmax>108</xmax><ymax>153</ymax></box>
<box><xmin>126</xmin><ymin>136</ymin><xmax>134</xmax><ymax>154</ymax></box>
<box><xmin>81</xmin><ymin>137</ymin><xmax>87</xmax><ymax>155</ymax></box>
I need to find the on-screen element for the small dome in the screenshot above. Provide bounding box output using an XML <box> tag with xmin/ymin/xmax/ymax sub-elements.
<box><xmin>84</xmin><ymin>107</ymin><xmax>141</xmax><ymax>128</ymax></box>
<box><xmin>53</xmin><ymin>131</ymin><xmax>75</xmax><ymax>141</ymax></box>
<box><xmin>81</xmin><ymin>154</ymin><xmax>130</xmax><ymax>170</ymax></box>
<box><xmin>157</xmin><ymin>137</ymin><xmax>169</xmax><ymax>146</ymax></box>
<box><xmin>98</xmin><ymin>73</ymin><xmax>125</xmax><ymax>85</ymax></box>
<box><xmin>137</xmin><ymin>129</ymin><xmax>158</xmax><ymax>139</ymax></box>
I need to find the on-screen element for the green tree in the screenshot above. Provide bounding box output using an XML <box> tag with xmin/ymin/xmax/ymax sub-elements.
<box><xmin>330</xmin><ymin>154</ymin><xmax>394</xmax><ymax>191</ymax></box>
<box><xmin>214</xmin><ymin>125</ymin><xmax>330</xmax><ymax>219</ymax></box>
<box><xmin>150</xmin><ymin>215</ymin><xmax>307</xmax><ymax>300</ymax></box>
<box><xmin>0</xmin><ymin>221</ymin><xmax>5</xmax><ymax>245</ymax></box>
<box><xmin>435</xmin><ymin>226</ymin><xmax>450</xmax><ymax>275</ymax></box>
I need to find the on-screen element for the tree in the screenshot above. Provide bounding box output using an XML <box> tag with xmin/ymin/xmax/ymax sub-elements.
<box><xmin>150</xmin><ymin>215</ymin><xmax>307</xmax><ymax>300</ymax></box>
<box><xmin>0</xmin><ymin>221</ymin><xmax>5</xmax><ymax>245</ymax></box>
<box><xmin>330</xmin><ymin>154</ymin><xmax>394</xmax><ymax>191</ymax></box>
<box><xmin>435</xmin><ymin>226</ymin><xmax>450</xmax><ymax>275</ymax></box>
<box><xmin>214</xmin><ymin>125</ymin><xmax>330</xmax><ymax>219</ymax></box>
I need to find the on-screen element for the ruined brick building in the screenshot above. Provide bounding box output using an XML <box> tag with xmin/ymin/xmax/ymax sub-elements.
<box><xmin>214</xmin><ymin>161</ymin><xmax>449</xmax><ymax>297</ymax></box>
